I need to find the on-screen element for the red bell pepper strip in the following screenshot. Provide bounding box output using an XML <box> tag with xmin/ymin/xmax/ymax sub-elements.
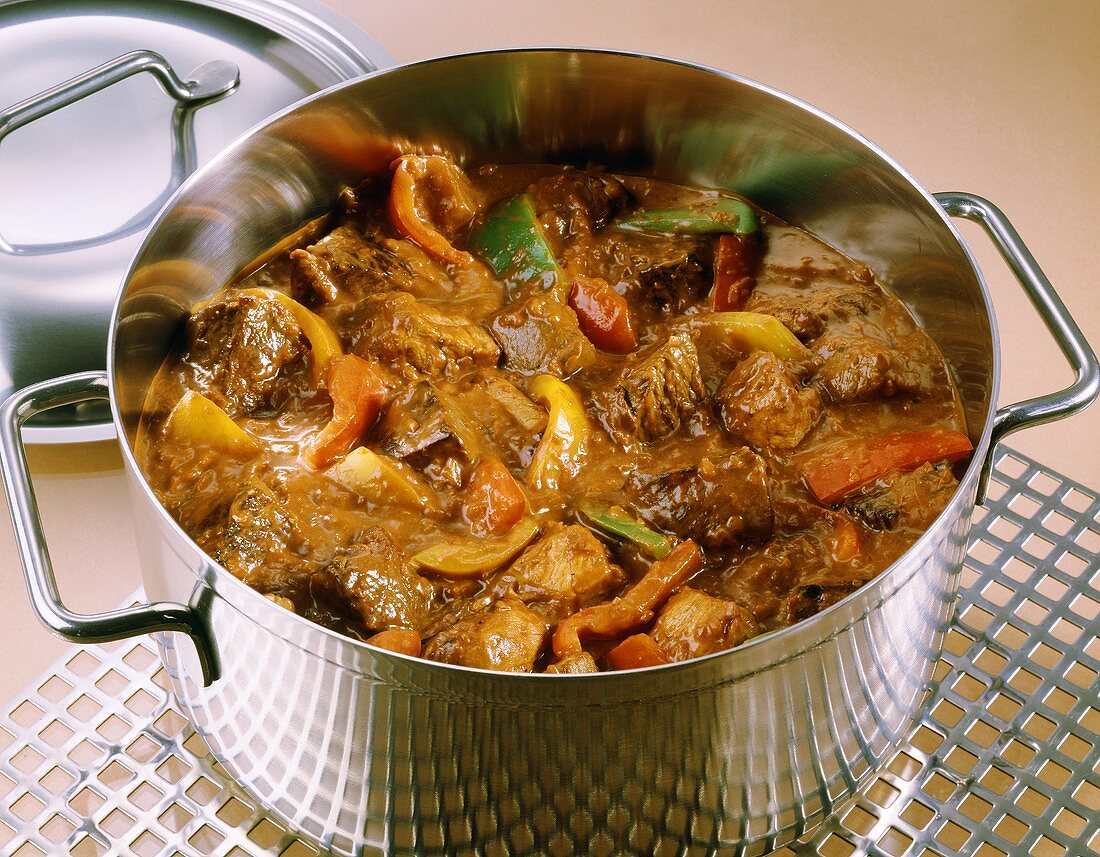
<box><xmin>568</xmin><ymin>275</ymin><xmax>638</xmax><ymax>354</ymax></box>
<box><xmin>302</xmin><ymin>354</ymin><xmax>386</xmax><ymax>470</ymax></box>
<box><xmin>388</xmin><ymin>154</ymin><xmax>478</xmax><ymax>266</ymax></box>
<box><xmin>606</xmin><ymin>634</ymin><xmax>670</xmax><ymax>670</ymax></box>
<box><xmin>552</xmin><ymin>540</ymin><xmax>702</xmax><ymax>659</ymax></box>
<box><xmin>803</xmin><ymin>427</ymin><xmax>974</xmax><ymax>505</ymax></box>
<box><xmin>365</xmin><ymin>628</ymin><xmax>422</xmax><ymax>657</ymax></box>
<box><xmin>462</xmin><ymin>458</ymin><xmax>528</xmax><ymax>537</ymax></box>
<box><xmin>711</xmin><ymin>233</ymin><xmax>757</xmax><ymax>311</ymax></box>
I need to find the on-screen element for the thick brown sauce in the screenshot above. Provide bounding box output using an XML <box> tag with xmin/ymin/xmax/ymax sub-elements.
<box><xmin>138</xmin><ymin>163</ymin><xmax>967</xmax><ymax>670</ymax></box>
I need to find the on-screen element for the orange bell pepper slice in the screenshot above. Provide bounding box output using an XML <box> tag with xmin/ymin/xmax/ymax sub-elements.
<box><xmin>462</xmin><ymin>458</ymin><xmax>528</xmax><ymax>536</ymax></box>
<box><xmin>301</xmin><ymin>354</ymin><xmax>386</xmax><ymax>470</ymax></box>
<box><xmin>388</xmin><ymin>154</ymin><xmax>478</xmax><ymax>266</ymax></box>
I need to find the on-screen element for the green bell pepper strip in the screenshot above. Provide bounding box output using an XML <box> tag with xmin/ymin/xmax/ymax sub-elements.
<box><xmin>468</xmin><ymin>194</ymin><xmax>562</xmax><ymax>285</ymax></box>
<box><xmin>615</xmin><ymin>198</ymin><xmax>758</xmax><ymax>236</ymax></box>
<box><xmin>580</xmin><ymin>502</ymin><xmax>672</xmax><ymax>559</ymax></box>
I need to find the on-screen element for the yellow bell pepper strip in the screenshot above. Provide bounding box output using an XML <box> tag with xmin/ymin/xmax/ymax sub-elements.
<box><xmin>411</xmin><ymin>517</ymin><xmax>540</xmax><ymax>579</ymax></box>
<box><xmin>579</xmin><ymin>502</ymin><xmax>672</xmax><ymax>559</ymax></box>
<box><xmin>690</xmin><ymin>311</ymin><xmax>810</xmax><ymax>362</ymax></box>
<box><xmin>803</xmin><ymin>428</ymin><xmax>974</xmax><ymax>506</ymax></box>
<box><xmin>388</xmin><ymin>154</ymin><xmax>478</xmax><ymax>266</ymax></box>
<box><xmin>525</xmin><ymin>374</ymin><xmax>589</xmax><ymax>491</ymax></box>
<box><xmin>552</xmin><ymin>540</ymin><xmax>703</xmax><ymax>659</ymax></box>
<box><xmin>301</xmin><ymin>355</ymin><xmax>387</xmax><ymax>470</ymax></box>
<box><xmin>615</xmin><ymin>198</ymin><xmax>758</xmax><ymax>236</ymax></box>
<box><xmin>237</xmin><ymin>288</ymin><xmax>343</xmax><ymax>382</ymax></box>
<box><xmin>325</xmin><ymin>447</ymin><xmax>439</xmax><ymax>512</ymax></box>
<box><xmin>164</xmin><ymin>390</ymin><xmax>260</xmax><ymax>457</ymax></box>
<box><xmin>467</xmin><ymin>194</ymin><xmax>562</xmax><ymax>286</ymax></box>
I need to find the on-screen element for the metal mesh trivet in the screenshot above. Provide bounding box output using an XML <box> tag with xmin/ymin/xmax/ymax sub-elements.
<box><xmin>0</xmin><ymin>446</ymin><xmax>1097</xmax><ymax>857</ymax></box>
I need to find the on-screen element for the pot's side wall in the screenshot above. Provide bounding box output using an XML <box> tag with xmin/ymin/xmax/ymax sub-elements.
<box><xmin>132</xmin><ymin>467</ymin><xmax>972</xmax><ymax>856</ymax></box>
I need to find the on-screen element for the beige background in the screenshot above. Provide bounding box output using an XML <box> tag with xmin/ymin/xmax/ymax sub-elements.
<box><xmin>1</xmin><ymin>0</ymin><xmax>1097</xmax><ymax>703</ymax></box>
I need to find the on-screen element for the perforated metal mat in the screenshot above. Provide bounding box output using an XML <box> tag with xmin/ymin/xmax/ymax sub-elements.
<box><xmin>0</xmin><ymin>447</ymin><xmax>1096</xmax><ymax>857</ymax></box>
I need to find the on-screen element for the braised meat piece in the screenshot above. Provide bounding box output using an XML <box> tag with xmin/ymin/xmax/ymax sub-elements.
<box><xmin>650</xmin><ymin>588</ymin><xmax>759</xmax><ymax>662</ymax></box>
<box><xmin>291</xmin><ymin>226</ymin><xmax>448</xmax><ymax>304</ymax></box>
<box><xmin>717</xmin><ymin>350</ymin><xmax>822</xmax><ymax>449</ymax></box>
<box><xmin>594</xmin><ymin>332</ymin><xmax>706</xmax><ymax>446</ymax></box>
<box><xmin>528</xmin><ymin>170</ymin><xmax>631</xmax><ymax>237</ymax></box>
<box><xmin>634</xmin><ymin>236</ymin><xmax>714</xmax><ymax>312</ymax></box>
<box><xmin>631</xmin><ymin>449</ymin><xmax>774</xmax><ymax>548</ymax></box>
<box><xmin>374</xmin><ymin>381</ymin><xmax>482</xmax><ymax>486</ymax></box>
<box><xmin>844</xmin><ymin>462</ymin><xmax>957</xmax><ymax>532</ymax></box>
<box><xmin>423</xmin><ymin>599</ymin><xmax>548</xmax><ymax>672</ymax></box>
<box><xmin>775</xmin><ymin>580</ymin><xmax>862</xmax><ymax>626</ymax></box>
<box><xmin>815</xmin><ymin>336</ymin><xmax>931</xmax><ymax>403</ymax></box>
<box><xmin>184</xmin><ymin>291</ymin><xmax>308</xmax><ymax>417</ymax></box>
<box><xmin>488</xmin><ymin>292</ymin><xmax>595</xmax><ymax>378</ymax></box>
<box><xmin>211</xmin><ymin>469</ymin><xmax>303</xmax><ymax>588</ymax></box>
<box><xmin>504</xmin><ymin>524</ymin><xmax>625</xmax><ymax>620</ymax></box>
<box><xmin>352</xmin><ymin>292</ymin><xmax>500</xmax><ymax>380</ymax></box>
<box><xmin>745</xmin><ymin>281</ymin><xmax>878</xmax><ymax>343</ymax></box>
<box><xmin>312</xmin><ymin>527</ymin><xmax>434</xmax><ymax>632</ymax></box>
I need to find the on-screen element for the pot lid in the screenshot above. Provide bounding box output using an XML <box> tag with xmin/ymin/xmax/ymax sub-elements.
<box><xmin>0</xmin><ymin>0</ymin><xmax>393</xmax><ymax>444</ymax></box>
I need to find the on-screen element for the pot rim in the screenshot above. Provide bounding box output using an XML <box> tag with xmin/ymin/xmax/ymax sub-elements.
<box><xmin>107</xmin><ymin>46</ymin><xmax>1001</xmax><ymax>681</ymax></box>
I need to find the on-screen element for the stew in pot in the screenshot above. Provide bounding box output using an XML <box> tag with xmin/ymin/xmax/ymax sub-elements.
<box><xmin>137</xmin><ymin>158</ymin><xmax>972</xmax><ymax>673</ymax></box>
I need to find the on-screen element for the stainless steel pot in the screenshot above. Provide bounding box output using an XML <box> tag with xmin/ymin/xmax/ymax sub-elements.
<box><xmin>2</xmin><ymin>50</ymin><xmax>1097</xmax><ymax>856</ymax></box>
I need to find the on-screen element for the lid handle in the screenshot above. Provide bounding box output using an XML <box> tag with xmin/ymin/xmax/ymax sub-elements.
<box><xmin>0</xmin><ymin>49</ymin><xmax>239</xmax><ymax>257</ymax></box>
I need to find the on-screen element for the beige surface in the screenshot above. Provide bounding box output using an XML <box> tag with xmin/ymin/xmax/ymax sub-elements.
<box><xmin>1</xmin><ymin>0</ymin><xmax>1097</xmax><ymax>704</ymax></box>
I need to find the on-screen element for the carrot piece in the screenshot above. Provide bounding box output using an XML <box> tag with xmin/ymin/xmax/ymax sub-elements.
<box><xmin>553</xmin><ymin>540</ymin><xmax>703</xmax><ymax>659</ymax></box>
<box><xmin>365</xmin><ymin>628</ymin><xmax>422</xmax><ymax>657</ymax></box>
<box><xmin>568</xmin><ymin>275</ymin><xmax>637</xmax><ymax>353</ymax></box>
<box><xmin>711</xmin><ymin>233</ymin><xmax>757</xmax><ymax>311</ymax></box>
<box><xmin>607</xmin><ymin>634</ymin><xmax>670</xmax><ymax>670</ymax></box>
<box><xmin>388</xmin><ymin>154</ymin><xmax>478</xmax><ymax>266</ymax></box>
<box><xmin>827</xmin><ymin>515</ymin><xmax>862</xmax><ymax>562</ymax></box>
<box><xmin>462</xmin><ymin>458</ymin><xmax>528</xmax><ymax>536</ymax></box>
<box><xmin>302</xmin><ymin>354</ymin><xmax>386</xmax><ymax>470</ymax></box>
<box><xmin>803</xmin><ymin>428</ymin><xmax>973</xmax><ymax>505</ymax></box>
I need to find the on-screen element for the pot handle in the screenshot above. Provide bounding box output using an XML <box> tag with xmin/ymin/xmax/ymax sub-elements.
<box><xmin>0</xmin><ymin>371</ymin><xmax>219</xmax><ymax>686</ymax></box>
<box><xmin>936</xmin><ymin>192</ymin><xmax>1100</xmax><ymax>502</ymax></box>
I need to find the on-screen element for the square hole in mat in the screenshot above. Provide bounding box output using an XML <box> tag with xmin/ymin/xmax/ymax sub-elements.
<box><xmin>71</xmin><ymin>837</ymin><xmax>107</xmax><ymax>857</ymax></box>
<box><xmin>817</xmin><ymin>834</ymin><xmax>856</xmax><ymax>857</ymax></box>
<box><xmin>1075</xmin><ymin>527</ymin><xmax>1100</xmax><ymax>553</ymax></box>
<box><xmin>1070</xmin><ymin>593</ymin><xmax>1100</xmax><ymax>622</ymax></box>
<box><xmin>1023</xmin><ymin>534</ymin><xmax>1056</xmax><ymax>559</ymax></box>
<box><xmin>1002</xmin><ymin>556</ymin><xmax>1036</xmax><ymax>584</ymax></box>
<box><xmin>865</xmin><ymin>779</ymin><xmax>901</xmax><ymax>808</ymax></box>
<box><xmin>997</xmin><ymin>455</ymin><xmax>1028</xmax><ymax>478</ymax></box>
<box><xmin>39</xmin><ymin>718</ymin><xmax>74</xmax><ymax>749</ymax></box>
<box><xmin>1052</xmin><ymin>807</ymin><xmax>1087</xmax><ymax>838</ymax></box>
<box><xmin>965</xmin><ymin>719</ymin><xmax>1002</xmax><ymax>749</ymax></box>
<box><xmin>1050</xmin><ymin>617</ymin><xmax>1084</xmax><ymax>647</ymax></box>
<box><xmin>130</xmin><ymin>831</ymin><xmax>166</xmax><ymax>857</ymax></box>
<box><xmin>129</xmin><ymin>781</ymin><xmax>164</xmax><ymax>812</ymax></box>
<box><xmin>1028</xmin><ymin>472</ymin><xmax>1061</xmax><ymax>495</ymax></box>
<box><xmin>185</xmin><ymin>776</ymin><xmax>220</xmax><ymax>806</ymax></box>
<box><xmin>1042</xmin><ymin>509</ymin><xmax>1074</xmax><ymax>536</ymax></box>
<box><xmin>39</xmin><ymin>765</ymin><xmax>76</xmax><ymax>795</ymax></box>
<box><xmin>1061</xmin><ymin>487</ymin><xmax>1093</xmax><ymax>512</ymax></box>
<box><xmin>124</xmin><ymin>735</ymin><xmax>160</xmax><ymax>765</ymax></box>
<box><xmin>1056</xmin><ymin>550</ymin><xmax>1087</xmax><ymax>576</ymax></box>
<box><xmin>10</xmin><ymin>745</ymin><xmax>45</xmax><ymax>775</ymax></box>
<box><xmin>1016</xmin><ymin>599</ymin><xmax>1051</xmax><ymax>629</ymax></box>
<box><xmin>1057</xmin><ymin>732</ymin><xmax>1091</xmax><ymax>762</ymax></box>
<box><xmin>9</xmin><ymin>700</ymin><xmax>43</xmax><ymax>728</ymax></box>
<box><xmin>944</xmin><ymin>747</ymin><xmax>979</xmax><ymax>775</ymax></box>
<box><xmin>899</xmin><ymin>799</ymin><xmax>935</xmax><ymax>829</ymax></box>
<box><xmin>152</xmin><ymin>708</ymin><xmax>187</xmax><ymax>738</ymax></box>
<box><xmin>183</xmin><ymin>732</ymin><xmax>210</xmax><ymax>758</ymax></box>
<box><xmin>1023</xmin><ymin>712</ymin><xmax>1058</xmax><ymax>742</ymax></box>
<box><xmin>995</xmin><ymin>622</ymin><xmax>1029</xmax><ymax>652</ymax></box>
<box><xmin>1008</xmin><ymin>666</ymin><xmax>1042</xmax><ymax>695</ymax></box>
<box><xmin>974</xmin><ymin>845</ymin><xmax>1007</xmax><ymax>857</ymax></box>
<box><xmin>122</xmin><ymin>646</ymin><xmax>157</xmax><ymax>672</ymax></box>
<box><xmin>841</xmin><ymin>805</ymin><xmax>876</xmax><ymax>835</ymax></box>
<box><xmin>282</xmin><ymin>842</ymin><xmax>321</xmax><ymax>857</ymax></box>
<box><xmin>961</xmin><ymin>604</ymin><xmax>995</xmax><ymax>633</ymax></box>
<box><xmin>101</xmin><ymin>808</ymin><xmax>135</xmax><ymax>838</ymax></box>
<box><xmin>876</xmin><ymin>826</ymin><xmax>912</xmax><ymax>856</ymax></box>
<box><xmin>912</xmin><ymin>725</ymin><xmax>945</xmax><ymax>754</ymax></box>
<box><xmin>216</xmin><ymin>795</ymin><xmax>254</xmax><ymax>826</ymax></box>
<box><xmin>887</xmin><ymin>751</ymin><xmax>922</xmax><ymax>782</ymax></box>
<box><xmin>988</xmin><ymin>516</ymin><xmax>1022</xmax><ymax>541</ymax></box>
<box><xmin>97</xmin><ymin>760</ymin><xmax>134</xmax><ymax>790</ymax></box>
<box><xmin>936</xmin><ymin>819</ymin><xmax>970</xmax><ymax>851</ymax></box>
<box><xmin>155</xmin><ymin>754</ymin><xmax>190</xmax><ymax>785</ymax></box>
<box><xmin>249</xmin><ymin>818</ymin><xmax>286</xmax><ymax>849</ymax></box>
<box><xmin>0</xmin><ymin>772</ymin><xmax>14</xmax><ymax>800</ymax></box>
<box><xmin>982</xmin><ymin>580</ymin><xmax>1015</xmax><ymax>608</ymax></box>
<box><xmin>1029</xmin><ymin>641</ymin><xmax>1065</xmax><ymax>673</ymax></box>
<box><xmin>992</xmin><ymin>814</ymin><xmax>1030</xmax><ymax>846</ymax></box>
<box><xmin>68</xmin><ymin>786</ymin><xmax>105</xmax><ymax>816</ymax></box>
<box><xmin>974</xmin><ymin>648</ymin><xmax>1009</xmax><ymax>676</ymax></box>
<box><xmin>42</xmin><ymin>813</ymin><xmax>77</xmax><ymax>844</ymax></box>
<box><xmin>1034</xmin><ymin>575</ymin><xmax>1070</xmax><ymax>603</ymax></box>
<box><xmin>94</xmin><ymin>670</ymin><xmax>128</xmax><ymax>696</ymax></box>
<box><xmin>978</xmin><ymin>766</ymin><xmax>1015</xmax><ymax>796</ymax></box>
<box><xmin>921</xmin><ymin>771</ymin><xmax>958</xmax><ymax>802</ymax></box>
<box><xmin>158</xmin><ymin>804</ymin><xmax>195</xmax><ymax>833</ymax></box>
<box><xmin>931</xmin><ymin>699</ymin><xmax>965</xmax><ymax>728</ymax></box>
<box><xmin>1038</xmin><ymin>759</ymin><xmax>1071</xmax><ymax>789</ymax></box>
<box><xmin>11</xmin><ymin>844</ymin><xmax>46</xmax><ymax>857</ymax></box>
<box><xmin>1009</xmin><ymin>495</ymin><xmax>1042</xmax><ymax>517</ymax></box>
<box><xmin>953</xmin><ymin>672</ymin><xmax>988</xmax><ymax>701</ymax></box>
<box><xmin>66</xmin><ymin>651</ymin><xmax>100</xmax><ymax>678</ymax></box>
<box><xmin>11</xmin><ymin>792</ymin><xmax>46</xmax><ymax>822</ymax></box>
<box><xmin>188</xmin><ymin>824</ymin><xmax>225</xmax><ymax>854</ymax></box>
<box><xmin>959</xmin><ymin>793</ymin><xmax>993</xmax><ymax>823</ymax></box>
<box><xmin>944</xmin><ymin>628</ymin><xmax>974</xmax><ymax>655</ymax></box>
<box><xmin>67</xmin><ymin>738</ymin><xmax>105</xmax><ymax>768</ymax></box>
<box><xmin>1016</xmin><ymin>785</ymin><xmax>1051</xmax><ymax>818</ymax></box>
<box><xmin>96</xmin><ymin>714</ymin><xmax>130</xmax><ymax>743</ymax></box>
<box><xmin>968</xmin><ymin>539</ymin><xmax>1000</xmax><ymax>564</ymax></box>
<box><xmin>123</xmin><ymin>689</ymin><xmax>159</xmax><ymax>717</ymax></box>
<box><xmin>37</xmin><ymin>676</ymin><xmax>72</xmax><ymax>704</ymax></box>
<box><xmin>151</xmin><ymin>668</ymin><xmax>172</xmax><ymax>691</ymax></box>
<box><xmin>1067</xmin><ymin>663</ymin><xmax>1100</xmax><ymax>692</ymax></box>
<box><xmin>67</xmin><ymin>695</ymin><xmax>100</xmax><ymax>723</ymax></box>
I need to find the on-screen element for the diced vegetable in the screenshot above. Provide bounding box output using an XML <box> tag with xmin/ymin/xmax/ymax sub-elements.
<box><xmin>412</xmin><ymin>517</ymin><xmax>540</xmax><ymax>579</ymax></box>
<box><xmin>579</xmin><ymin>502</ymin><xmax>671</xmax><ymax>558</ymax></box>
<box><xmin>468</xmin><ymin>193</ymin><xmax>561</xmax><ymax>285</ymax></box>
<box><xmin>365</xmin><ymin>628</ymin><xmax>422</xmax><ymax>657</ymax></box>
<box><xmin>301</xmin><ymin>355</ymin><xmax>386</xmax><ymax>470</ymax></box>
<box><xmin>526</xmin><ymin>374</ymin><xmax>590</xmax><ymax>491</ymax></box>
<box><xmin>691</xmin><ymin>311</ymin><xmax>810</xmax><ymax>362</ymax></box>
<box><xmin>568</xmin><ymin>275</ymin><xmax>637</xmax><ymax>354</ymax></box>
<box><xmin>326</xmin><ymin>447</ymin><xmax>438</xmax><ymax>512</ymax></box>
<box><xmin>553</xmin><ymin>540</ymin><xmax>703</xmax><ymax>658</ymax></box>
<box><xmin>615</xmin><ymin>198</ymin><xmax>758</xmax><ymax>236</ymax></box>
<box><xmin>388</xmin><ymin>154</ymin><xmax>478</xmax><ymax>266</ymax></box>
<box><xmin>164</xmin><ymin>390</ymin><xmax>260</xmax><ymax>457</ymax></box>
<box><xmin>238</xmin><ymin>287</ymin><xmax>343</xmax><ymax>382</ymax></box>
<box><xmin>803</xmin><ymin>428</ymin><xmax>974</xmax><ymax>505</ymax></box>
<box><xmin>462</xmin><ymin>458</ymin><xmax>528</xmax><ymax>536</ymax></box>
<box><xmin>711</xmin><ymin>233</ymin><xmax>756</xmax><ymax>311</ymax></box>
<box><xmin>606</xmin><ymin>634</ymin><xmax>670</xmax><ymax>670</ymax></box>
<box><xmin>827</xmin><ymin>515</ymin><xmax>862</xmax><ymax>562</ymax></box>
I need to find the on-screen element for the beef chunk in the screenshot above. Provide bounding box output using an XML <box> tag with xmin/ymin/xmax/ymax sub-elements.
<box><xmin>184</xmin><ymin>292</ymin><xmax>308</xmax><ymax>417</ymax></box>
<box><xmin>290</xmin><ymin>227</ymin><xmax>449</xmax><ymax>304</ymax></box>
<box><xmin>423</xmin><ymin>599</ymin><xmax>548</xmax><ymax>671</ymax></box>
<box><xmin>815</xmin><ymin>336</ymin><xmax>931</xmax><ymax>403</ymax></box>
<box><xmin>479</xmin><ymin>374</ymin><xmax>549</xmax><ymax>434</ymax></box>
<box><xmin>776</xmin><ymin>581</ymin><xmax>862</xmax><ymax>625</ymax></box>
<box><xmin>650</xmin><ymin>588</ymin><xmax>759</xmax><ymax>662</ymax></box>
<box><xmin>844</xmin><ymin>462</ymin><xmax>958</xmax><ymax>532</ymax></box>
<box><xmin>488</xmin><ymin>292</ymin><xmax>594</xmax><ymax>378</ymax></box>
<box><xmin>374</xmin><ymin>380</ymin><xmax>482</xmax><ymax>486</ymax></box>
<box><xmin>545</xmin><ymin>652</ymin><xmax>599</xmax><ymax>674</ymax></box>
<box><xmin>594</xmin><ymin>332</ymin><xmax>706</xmax><ymax>446</ymax></box>
<box><xmin>528</xmin><ymin>170</ymin><xmax>631</xmax><ymax>237</ymax></box>
<box><xmin>717</xmin><ymin>350</ymin><xmax>822</xmax><ymax>449</ymax></box>
<box><xmin>313</xmin><ymin>527</ymin><xmax>434</xmax><ymax>632</ymax></box>
<box><xmin>505</xmin><ymin>524</ymin><xmax>625</xmax><ymax>620</ymax></box>
<box><xmin>635</xmin><ymin>237</ymin><xmax>714</xmax><ymax>312</ymax></box>
<box><xmin>631</xmin><ymin>449</ymin><xmax>774</xmax><ymax>548</ymax></box>
<box><xmin>745</xmin><ymin>281</ymin><xmax>877</xmax><ymax>343</ymax></box>
<box><xmin>212</xmin><ymin>471</ymin><xmax>298</xmax><ymax>586</ymax></box>
<box><xmin>352</xmin><ymin>292</ymin><xmax>500</xmax><ymax>380</ymax></box>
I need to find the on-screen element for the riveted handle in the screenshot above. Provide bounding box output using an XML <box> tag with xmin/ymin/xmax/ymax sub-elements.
<box><xmin>936</xmin><ymin>192</ymin><xmax>1100</xmax><ymax>502</ymax></box>
<box><xmin>0</xmin><ymin>50</ymin><xmax>239</xmax><ymax>256</ymax></box>
<box><xmin>0</xmin><ymin>372</ymin><xmax>219</xmax><ymax>686</ymax></box>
